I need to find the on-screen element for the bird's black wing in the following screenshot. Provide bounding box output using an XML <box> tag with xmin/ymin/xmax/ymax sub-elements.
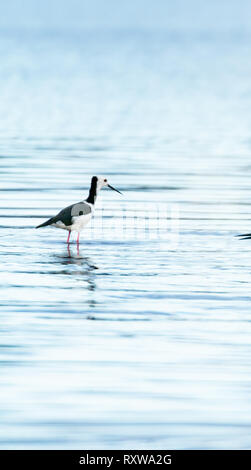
<box><xmin>36</xmin><ymin>202</ymin><xmax>91</xmax><ymax>229</ymax></box>
<box><xmin>54</xmin><ymin>204</ymin><xmax>76</xmax><ymax>226</ymax></box>
<box><xmin>71</xmin><ymin>201</ymin><xmax>92</xmax><ymax>218</ymax></box>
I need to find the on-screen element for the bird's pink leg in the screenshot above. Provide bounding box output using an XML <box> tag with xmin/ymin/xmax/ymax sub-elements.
<box><xmin>77</xmin><ymin>233</ymin><xmax>80</xmax><ymax>244</ymax></box>
<box><xmin>67</xmin><ymin>231</ymin><xmax>71</xmax><ymax>244</ymax></box>
<box><xmin>67</xmin><ymin>244</ymin><xmax>71</xmax><ymax>257</ymax></box>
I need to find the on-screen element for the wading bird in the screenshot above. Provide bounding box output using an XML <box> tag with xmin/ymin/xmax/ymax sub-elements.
<box><xmin>36</xmin><ymin>176</ymin><xmax>122</xmax><ymax>244</ymax></box>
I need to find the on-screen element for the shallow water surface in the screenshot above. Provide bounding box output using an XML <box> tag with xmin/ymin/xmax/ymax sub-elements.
<box><xmin>1</xmin><ymin>25</ymin><xmax>251</xmax><ymax>449</ymax></box>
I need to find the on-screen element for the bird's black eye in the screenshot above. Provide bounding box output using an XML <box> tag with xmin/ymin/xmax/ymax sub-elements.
<box><xmin>104</xmin><ymin>179</ymin><xmax>107</xmax><ymax>182</ymax></box>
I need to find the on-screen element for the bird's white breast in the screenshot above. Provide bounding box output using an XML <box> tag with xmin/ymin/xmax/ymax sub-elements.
<box><xmin>71</xmin><ymin>212</ymin><xmax>93</xmax><ymax>232</ymax></box>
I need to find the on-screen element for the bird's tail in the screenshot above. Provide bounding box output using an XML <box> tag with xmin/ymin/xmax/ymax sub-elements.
<box><xmin>236</xmin><ymin>233</ymin><xmax>251</xmax><ymax>240</ymax></box>
<box><xmin>36</xmin><ymin>217</ymin><xmax>55</xmax><ymax>229</ymax></box>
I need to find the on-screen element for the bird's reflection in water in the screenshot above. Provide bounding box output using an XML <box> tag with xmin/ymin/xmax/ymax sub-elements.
<box><xmin>53</xmin><ymin>244</ymin><xmax>98</xmax><ymax>294</ymax></box>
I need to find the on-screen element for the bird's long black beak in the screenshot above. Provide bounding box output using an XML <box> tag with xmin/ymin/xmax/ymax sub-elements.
<box><xmin>108</xmin><ymin>184</ymin><xmax>123</xmax><ymax>195</ymax></box>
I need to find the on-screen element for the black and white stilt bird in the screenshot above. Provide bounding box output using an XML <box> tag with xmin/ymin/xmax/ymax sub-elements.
<box><xmin>36</xmin><ymin>176</ymin><xmax>122</xmax><ymax>244</ymax></box>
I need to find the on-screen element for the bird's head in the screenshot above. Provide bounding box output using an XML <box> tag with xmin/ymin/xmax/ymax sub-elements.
<box><xmin>93</xmin><ymin>176</ymin><xmax>122</xmax><ymax>194</ymax></box>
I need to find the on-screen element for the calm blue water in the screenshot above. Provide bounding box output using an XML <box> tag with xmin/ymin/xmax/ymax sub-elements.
<box><xmin>1</xmin><ymin>21</ymin><xmax>251</xmax><ymax>449</ymax></box>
